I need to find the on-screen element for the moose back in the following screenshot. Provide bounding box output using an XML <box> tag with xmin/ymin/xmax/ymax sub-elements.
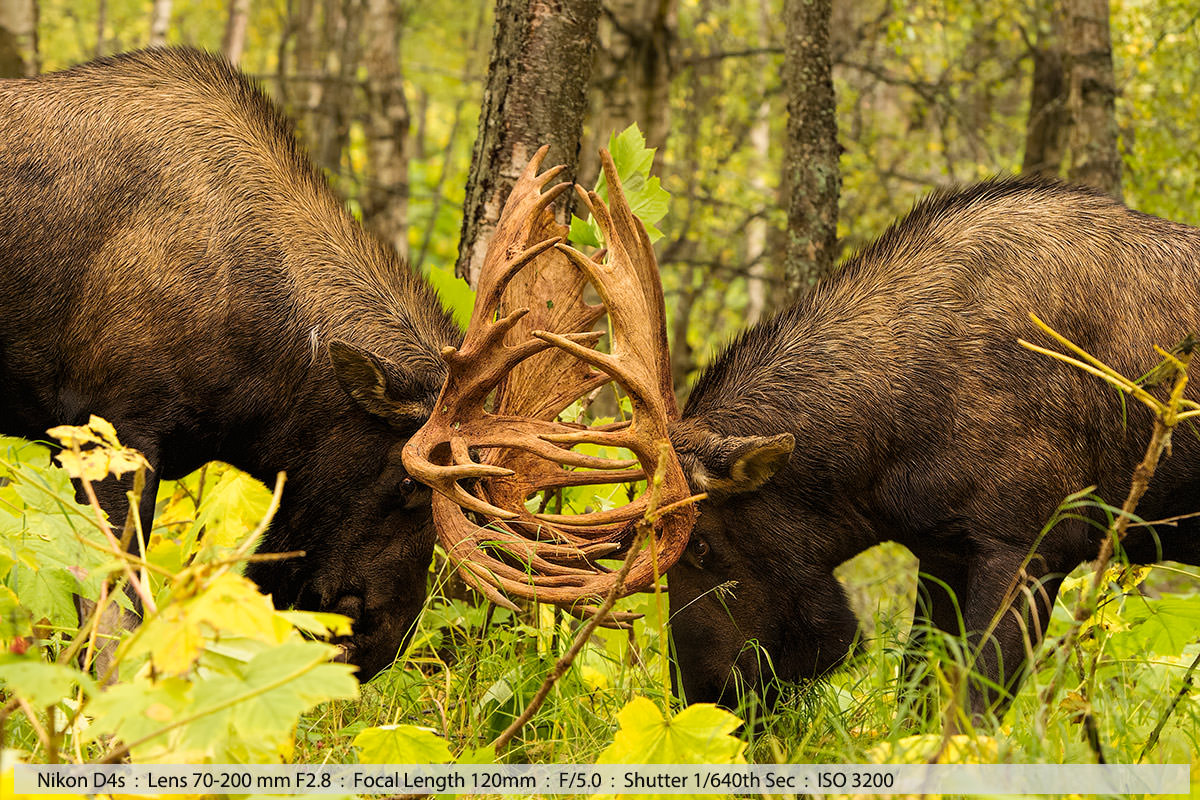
<box><xmin>0</xmin><ymin>48</ymin><xmax>460</xmax><ymax>678</ymax></box>
<box><xmin>667</xmin><ymin>178</ymin><xmax>1200</xmax><ymax>716</ymax></box>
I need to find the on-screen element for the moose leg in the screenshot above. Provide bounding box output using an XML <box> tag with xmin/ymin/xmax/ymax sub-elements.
<box><xmin>960</xmin><ymin>548</ymin><xmax>1063</xmax><ymax>721</ymax></box>
<box><xmin>902</xmin><ymin>555</ymin><xmax>968</xmax><ymax>720</ymax></box>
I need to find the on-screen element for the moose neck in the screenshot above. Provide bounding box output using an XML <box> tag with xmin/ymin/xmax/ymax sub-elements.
<box><xmin>168</xmin><ymin>184</ymin><xmax>459</xmax><ymax>488</ymax></box>
<box><xmin>681</xmin><ymin>289</ymin><xmax>939</xmax><ymax>570</ymax></box>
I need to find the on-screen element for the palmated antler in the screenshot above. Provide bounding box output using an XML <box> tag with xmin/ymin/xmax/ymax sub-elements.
<box><xmin>402</xmin><ymin>146</ymin><xmax>696</xmax><ymax>618</ymax></box>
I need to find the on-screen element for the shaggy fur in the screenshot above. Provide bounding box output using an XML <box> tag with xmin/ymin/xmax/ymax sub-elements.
<box><xmin>0</xmin><ymin>49</ymin><xmax>461</xmax><ymax>678</ymax></box>
<box><xmin>669</xmin><ymin>177</ymin><xmax>1200</xmax><ymax>714</ymax></box>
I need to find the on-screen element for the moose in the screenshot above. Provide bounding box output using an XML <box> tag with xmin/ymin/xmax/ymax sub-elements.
<box><xmin>0</xmin><ymin>48</ymin><xmax>461</xmax><ymax>678</ymax></box>
<box><xmin>404</xmin><ymin>157</ymin><xmax>1200</xmax><ymax>719</ymax></box>
<box><xmin>665</xmin><ymin>177</ymin><xmax>1200</xmax><ymax>716</ymax></box>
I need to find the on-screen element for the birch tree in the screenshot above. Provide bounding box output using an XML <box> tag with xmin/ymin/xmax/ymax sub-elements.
<box><xmin>457</xmin><ymin>0</ymin><xmax>601</xmax><ymax>287</ymax></box>
<box><xmin>0</xmin><ymin>0</ymin><xmax>38</xmax><ymax>77</ymax></box>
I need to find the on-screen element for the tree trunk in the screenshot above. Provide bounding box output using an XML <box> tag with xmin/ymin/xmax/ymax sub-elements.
<box><xmin>313</xmin><ymin>0</ymin><xmax>365</xmax><ymax>177</ymax></box>
<box><xmin>289</xmin><ymin>0</ymin><xmax>321</xmax><ymax>141</ymax></box>
<box><xmin>745</xmin><ymin>0</ymin><xmax>774</xmax><ymax>324</ymax></box>
<box><xmin>362</xmin><ymin>0</ymin><xmax>409</xmax><ymax>259</ymax></box>
<box><xmin>457</xmin><ymin>0</ymin><xmax>601</xmax><ymax>287</ymax></box>
<box><xmin>782</xmin><ymin>0</ymin><xmax>840</xmax><ymax>300</ymax></box>
<box><xmin>1022</xmin><ymin>0</ymin><xmax>1070</xmax><ymax>175</ymax></box>
<box><xmin>95</xmin><ymin>0</ymin><xmax>107</xmax><ymax>58</ymax></box>
<box><xmin>579</xmin><ymin>0</ymin><xmax>676</xmax><ymax>186</ymax></box>
<box><xmin>1063</xmin><ymin>0</ymin><xmax>1122</xmax><ymax>199</ymax></box>
<box><xmin>149</xmin><ymin>0</ymin><xmax>172</xmax><ymax>47</ymax></box>
<box><xmin>222</xmin><ymin>0</ymin><xmax>251</xmax><ymax>65</ymax></box>
<box><xmin>0</xmin><ymin>0</ymin><xmax>38</xmax><ymax>77</ymax></box>
<box><xmin>1021</xmin><ymin>5</ymin><xmax>1068</xmax><ymax>176</ymax></box>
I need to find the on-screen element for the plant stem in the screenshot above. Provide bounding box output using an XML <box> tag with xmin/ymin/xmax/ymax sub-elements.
<box><xmin>1139</xmin><ymin>643</ymin><xmax>1200</xmax><ymax>761</ymax></box>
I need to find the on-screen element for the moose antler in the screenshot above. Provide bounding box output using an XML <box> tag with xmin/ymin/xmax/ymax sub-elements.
<box><xmin>402</xmin><ymin>147</ymin><xmax>696</xmax><ymax>616</ymax></box>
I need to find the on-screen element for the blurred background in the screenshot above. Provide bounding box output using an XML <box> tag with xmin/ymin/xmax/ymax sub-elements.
<box><xmin>4</xmin><ymin>0</ymin><xmax>1197</xmax><ymax>396</ymax></box>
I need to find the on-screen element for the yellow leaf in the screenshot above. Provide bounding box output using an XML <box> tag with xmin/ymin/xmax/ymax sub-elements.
<box><xmin>189</xmin><ymin>573</ymin><xmax>291</xmax><ymax>645</ymax></box>
<box><xmin>144</xmin><ymin>605</ymin><xmax>205</xmax><ymax>675</ymax></box>
<box><xmin>145</xmin><ymin>702</ymin><xmax>174</xmax><ymax>722</ymax></box>
<box><xmin>87</xmin><ymin>415</ymin><xmax>120</xmax><ymax>447</ymax></box>
<box><xmin>579</xmin><ymin>665</ymin><xmax>609</xmax><ymax>691</ymax></box>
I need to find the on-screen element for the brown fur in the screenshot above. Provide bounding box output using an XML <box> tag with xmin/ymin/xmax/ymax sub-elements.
<box><xmin>0</xmin><ymin>49</ymin><xmax>461</xmax><ymax>679</ymax></box>
<box><xmin>669</xmin><ymin>176</ymin><xmax>1200</xmax><ymax>716</ymax></box>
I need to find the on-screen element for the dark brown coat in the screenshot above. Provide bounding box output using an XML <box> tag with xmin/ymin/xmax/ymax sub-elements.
<box><xmin>0</xmin><ymin>49</ymin><xmax>460</xmax><ymax>678</ymax></box>
<box><xmin>668</xmin><ymin>177</ymin><xmax>1200</xmax><ymax>715</ymax></box>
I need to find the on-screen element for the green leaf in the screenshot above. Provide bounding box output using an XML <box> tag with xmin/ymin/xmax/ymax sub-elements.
<box><xmin>354</xmin><ymin>724</ymin><xmax>452</xmax><ymax>764</ymax></box>
<box><xmin>0</xmin><ymin>655</ymin><xmax>97</xmax><ymax>708</ymax></box>
<box><xmin>568</xmin><ymin>213</ymin><xmax>603</xmax><ymax>249</ymax></box>
<box><xmin>425</xmin><ymin>263</ymin><xmax>475</xmax><ymax>329</ymax></box>
<box><xmin>198</xmin><ymin>641</ymin><xmax>359</xmax><ymax>741</ymax></box>
<box><xmin>596</xmin><ymin>696</ymin><xmax>745</xmax><ymax>765</ymax></box>
<box><xmin>278</xmin><ymin>609</ymin><xmax>354</xmax><ymax>638</ymax></box>
<box><xmin>567</xmin><ymin>123</ymin><xmax>671</xmax><ymax>247</ymax></box>
<box><xmin>1110</xmin><ymin>594</ymin><xmax>1200</xmax><ymax>657</ymax></box>
<box><xmin>7</xmin><ymin>566</ymin><xmax>81</xmax><ymax>629</ymax></box>
<box><xmin>456</xmin><ymin>744</ymin><xmax>497</xmax><ymax>764</ymax></box>
<box><xmin>190</xmin><ymin>467</ymin><xmax>272</xmax><ymax>550</ymax></box>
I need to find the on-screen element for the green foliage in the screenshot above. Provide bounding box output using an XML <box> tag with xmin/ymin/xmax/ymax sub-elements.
<box><xmin>0</xmin><ymin>425</ymin><xmax>357</xmax><ymax>765</ymax></box>
<box><xmin>354</xmin><ymin>724</ymin><xmax>452</xmax><ymax>764</ymax></box>
<box><xmin>424</xmin><ymin>262</ymin><xmax>476</xmax><ymax>329</ymax></box>
<box><xmin>570</xmin><ymin>124</ymin><xmax>672</xmax><ymax>248</ymax></box>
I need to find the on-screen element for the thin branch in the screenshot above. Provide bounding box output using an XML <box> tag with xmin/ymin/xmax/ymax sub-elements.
<box><xmin>1140</xmin><ymin>643</ymin><xmax>1200</xmax><ymax>761</ymax></box>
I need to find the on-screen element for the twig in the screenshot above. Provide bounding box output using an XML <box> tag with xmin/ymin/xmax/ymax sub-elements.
<box><xmin>73</xmin><ymin>458</ymin><xmax>156</xmax><ymax>614</ymax></box>
<box><xmin>1139</xmin><ymin>643</ymin><xmax>1200</xmax><ymax>761</ymax></box>
<box><xmin>1027</xmin><ymin>317</ymin><xmax>1192</xmax><ymax>744</ymax></box>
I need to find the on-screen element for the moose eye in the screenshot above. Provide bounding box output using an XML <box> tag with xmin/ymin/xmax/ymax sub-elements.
<box><xmin>384</xmin><ymin>477</ymin><xmax>421</xmax><ymax>511</ymax></box>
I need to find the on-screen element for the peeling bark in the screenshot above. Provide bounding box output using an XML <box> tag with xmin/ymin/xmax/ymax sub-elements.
<box><xmin>457</xmin><ymin>0</ymin><xmax>600</xmax><ymax>287</ymax></box>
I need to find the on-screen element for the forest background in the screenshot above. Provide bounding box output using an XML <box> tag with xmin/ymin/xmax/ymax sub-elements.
<box><xmin>7</xmin><ymin>0</ymin><xmax>1195</xmax><ymax>391</ymax></box>
<box><xmin>1</xmin><ymin>0</ymin><xmax>1200</xmax><ymax>787</ymax></box>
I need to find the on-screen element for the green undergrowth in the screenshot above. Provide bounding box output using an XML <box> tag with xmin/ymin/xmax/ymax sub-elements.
<box><xmin>1</xmin><ymin>427</ymin><xmax>1198</xmax><ymax>797</ymax></box>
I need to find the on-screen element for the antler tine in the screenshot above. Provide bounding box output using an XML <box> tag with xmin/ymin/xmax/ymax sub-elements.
<box><xmin>404</xmin><ymin>146</ymin><xmax>698</xmax><ymax>613</ymax></box>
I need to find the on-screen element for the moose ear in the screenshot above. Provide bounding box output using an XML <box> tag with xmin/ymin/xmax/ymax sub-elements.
<box><xmin>685</xmin><ymin>432</ymin><xmax>794</xmax><ymax>497</ymax></box>
<box><xmin>328</xmin><ymin>340</ymin><xmax>430</xmax><ymax>429</ymax></box>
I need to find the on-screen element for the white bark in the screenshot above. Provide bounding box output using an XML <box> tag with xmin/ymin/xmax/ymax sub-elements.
<box><xmin>149</xmin><ymin>0</ymin><xmax>172</xmax><ymax>47</ymax></box>
<box><xmin>744</xmin><ymin>0</ymin><xmax>773</xmax><ymax>323</ymax></box>
<box><xmin>222</xmin><ymin>0</ymin><xmax>251</xmax><ymax>64</ymax></box>
<box><xmin>0</xmin><ymin>0</ymin><xmax>38</xmax><ymax>77</ymax></box>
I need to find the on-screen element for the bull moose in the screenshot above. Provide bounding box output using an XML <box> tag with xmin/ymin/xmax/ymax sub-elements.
<box><xmin>666</xmin><ymin>177</ymin><xmax>1200</xmax><ymax>716</ymax></box>
<box><xmin>0</xmin><ymin>48</ymin><xmax>460</xmax><ymax>678</ymax></box>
